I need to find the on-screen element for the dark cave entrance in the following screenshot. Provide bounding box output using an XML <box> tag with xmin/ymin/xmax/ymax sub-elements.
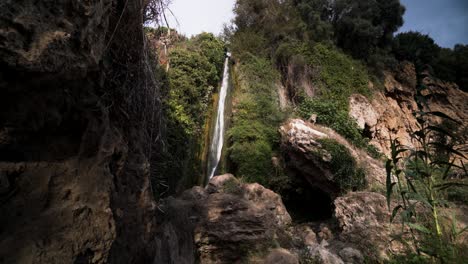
<box><xmin>283</xmin><ymin>185</ymin><xmax>334</xmax><ymax>223</ymax></box>
<box><xmin>362</xmin><ymin>123</ymin><xmax>373</xmax><ymax>139</ymax></box>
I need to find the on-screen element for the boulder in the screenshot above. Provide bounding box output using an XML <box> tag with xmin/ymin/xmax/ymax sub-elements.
<box><xmin>339</xmin><ymin>247</ymin><xmax>364</xmax><ymax>264</ymax></box>
<box><xmin>334</xmin><ymin>192</ymin><xmax>391</xmax><ymax>259</ymax></box>
<box><xmin>154</xmin><ymin>174</ymin><xmax>292</xmax><ymax>264</ymax></box>
<box><xmin>279</xmin><ymin>119</ymin><xmax>386</xmax><ymax>195</ymax></box>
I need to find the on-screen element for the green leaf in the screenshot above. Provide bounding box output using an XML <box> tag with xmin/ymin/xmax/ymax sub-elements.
<box><xmin>441</xmin><ymin>159</ymin><xmax>455</xmax><ymax>180</ymax></box>
<box><xmin>434</xmin><ymin>182</ymin><xmax>468</xmax><ymax>191</ymax></box>
<box><xmin>387</xmin><ymin>182</ymin><xmax>396</xmax><ymax>209</ymax></box>
<box><xmin>428</xmin><ymin>142</ymin><xmax>466</xmax><ymax>159</ymax></box>
<box><xmin>406</xmin><ymin>178</ymin><xmax>418</xmax><ymax>193</ymax></box>
<box><xmin>408</xmin><ymin>193</ymin><xmax>432</xmax><ymax>208</ymax></box>
<box><xmin>456</xmin><ymin>226</ymin><xmax>468</xmax><ymax>236</ymax></box>
<box><xmin>427</xmin><ymin>125</ymin><xmax>455</xmax><ymax>138</ymax></box>
<box><xmin>408</xmin><ymin>223</ymin><xmax>432</xmax><ymax>234</ymax></box>
<box><xmin>432</xmin><ymin>160</ymin><xmax>462</xmax><ymax>170</ymax></box>
<box><xmin>391</xmin><ymin>205</ymin><xmax>402</xmax><ymax>223</ymax></box>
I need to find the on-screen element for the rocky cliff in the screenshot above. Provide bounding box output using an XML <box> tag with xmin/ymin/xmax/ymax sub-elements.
<box><xmin>0</xmin><ymin>0</ymin><xmax>162</xmax><ymax>263</ymax></box>
<box><xmin>349</xmin><ymin>62</ymin><xmax>468</xmax><ymax>156</ymax></box>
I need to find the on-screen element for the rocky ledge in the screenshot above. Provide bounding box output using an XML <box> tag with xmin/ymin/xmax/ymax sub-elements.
<box><xmin>154</xmin><ymin>174</ymin><xmax>397</xmax><ymax>264</ymax></box>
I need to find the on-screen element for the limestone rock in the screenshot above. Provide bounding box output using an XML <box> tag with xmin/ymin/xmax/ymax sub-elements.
<box><xmin>349</xmin><ymin>64</ymin><xmax>468</xmax><ymax>157</ymax></box>
<box><xmin>349</xmin><ymin>94</ymin><xmax>378</xmax><ymax>131</ymax></box>
<box><xmin>154</xmin><ymin>175</ymin><xmax>292</xmax><ymax>264</ymax></box>
<box><xmin>339</xmin><ymin>247</ymin><xmax>364</xmax><ymax>264</ymax></box>
<box><xmin>309</xmin><ymin>244</ymin><xmax>345</xmax><ymax>264</ymax></box>
<box><xmin>264</xmin><ymin>248</ymin><xmax>299</xmax><ymax>264</ymax></box>
<box><xmin>0</xmin><ymin>0</ymin><xmax>158</xmax><ymax>263</ymax></box>
<box><xmin>280</xmin><ymin>119</ymin><xmax>387</xmax><ymax>195</ymax></box>
<box><xmin>334</xmin><ymin>192</ymin><xmax>390</xmax><ymax>259</ymax></box>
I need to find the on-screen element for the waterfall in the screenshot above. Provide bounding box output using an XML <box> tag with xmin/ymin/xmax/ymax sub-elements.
<box><xmin>207</xmin><ymin>54</ymin><xmax>231</xmax><ymax>181</ymax></box>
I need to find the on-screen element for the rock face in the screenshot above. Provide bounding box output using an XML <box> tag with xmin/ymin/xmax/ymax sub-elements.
<box><xmin>154</xmin><ymin>174</ymin><xmax>293</xmax><ymax>264</ymax></box>
<box><xmin>153</xmin><ymin>175</ymin><xmax>399</xmax><ymax>264</ymax></box>
<box><xmin>279</xmin><ymin>119</ymin><xmax>340</xmax><ymax>196</ymax></box>
<box><xmin>0</xmin><ymin>0</ymin><xmax>161</xmax><ymax>263</ymax></box>
<box><xmin>349</xmin><ymin>63</ymin><xmax>468</xmax><ymax>156</ymax></box>
<box><xmin>279</xmin><ymin>119</ymin><xmax>386</xmax><ymax>194</ymax></box>
<box><xmin>334</xmin><ymin>192</ymin><xmax>391</xmax><ymax>260</ymax></box>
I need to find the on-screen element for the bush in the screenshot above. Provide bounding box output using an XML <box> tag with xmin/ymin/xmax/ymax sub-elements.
<box><xmin>317</xmin><ymin>139</ymin><xmax>367</xmax><ymax>191</ymax></box>
<box><xmin>228</xmin><ymin>55</ymin><xmax>285</xmax><ymax>185</ymax></box>
<box><xmin>297</xmin><ymin>99</ymin><xmax>380</xmax><ymax>160</ymax></box>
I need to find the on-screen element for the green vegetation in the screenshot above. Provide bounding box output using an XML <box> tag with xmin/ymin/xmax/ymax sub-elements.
<box><xmin>280</xmin><ymin>43</ymin><xmax>379</xmax><ymax>156</ymax></box>
<box><xmin>228</xmin><ymin>0</ymin><xmax>385</xmax><ymax>186</ymax></box>
<box><xmin>167</xmin><ymin>33</ymin><xmax>225</xmax><ymax>135</ymax></box>
<box><xmin>318</xmin><ymin>139</ymin><xmax>367</xmax><ymax>191</ymax></box>
<box><xmin>296</xmin><ymin>0</ymin><xmax>405</xmax><ymax>61</ymax></box>
<box><xmin>227</xmin><ymin>55</ymin><xmax>285</xmax><ymax>185</ymax></box>
<box><xmin>393</xmin><ymin>31</ymin><xmax>468</xmax><ymax>91</ymax></box>
<box><xmin>154</xmin><ymin>32</ymin><xmax>225</xmax><ymax>196</ymax></box>
<box><xmin>385</xmin><ymin>94</ymin><xmax>468</xmax><ymax>262</ymax></box>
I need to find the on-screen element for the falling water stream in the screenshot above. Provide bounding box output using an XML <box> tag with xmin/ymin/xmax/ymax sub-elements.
<box><xmin>207</xmin><ymin>54</ymin><xmax>231</xmax><ymax>181</ymax></box>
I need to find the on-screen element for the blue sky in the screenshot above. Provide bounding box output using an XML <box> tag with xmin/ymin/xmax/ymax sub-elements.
<box><xmin>399</xmin><ymin>0</ymin><xmax>468</xmax><ymax>48</ymax></box>
<box><xmin>167</xmin><ymin>0</ymin><xmax>468</xmax><ymax>48</ymax></box>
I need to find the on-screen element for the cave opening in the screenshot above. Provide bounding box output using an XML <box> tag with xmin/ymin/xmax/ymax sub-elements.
<box><xmin>362</xmin><ymin>123</ymin><xmax>373</xmax><ymax>139</ymax></box>
<box><xmin>282</xmin><ymin>185</ymin><xmax>334</xmax><ymax>223</ymax></box>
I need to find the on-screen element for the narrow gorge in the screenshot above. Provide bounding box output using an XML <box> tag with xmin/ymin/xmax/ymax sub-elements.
<box><xmin>1</xmin><ymin>0</ymin><xmax>467</xmax><ymax>264</ymax></box>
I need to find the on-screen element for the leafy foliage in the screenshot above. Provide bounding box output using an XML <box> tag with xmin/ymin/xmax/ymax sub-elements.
<box><xmin>385</xmin><ymin>94</ymin><xmax>468</xmax><ymax>262</ymax></box>
<box><xmin>392</xmin><ymin>31</ymin><xmax>441</xmax><ymax>73</ymax></box>
<box><xmin>318</xmin><ymin>139</ymin><xmax>367</xmax><ymax>191</ymax></box>
<box><xmin>392</xmin><ymin>32</ymin><xmax>468</xmax><ymax>91</ymax></box>
<box><xmin>167</xmin><ymin>33</ymin><xmax>225</xmax><ymax>135</ymax></box>
<box><xmin>227</xmin><ymin>55</ymin><xmax>285</xmax><ymax>185</ymax></box>
<box><xmin>156</xmin><ymin>33</ymin><xmax>226</xmax><ymax>195</ymax></box>
<box><xmin>296</xmin><ymin>0</ymin><xmax>405</xmax><ymax>60</ymax></box>
<box><xmin>434</xmin><ymin>44</ymin><xmax>468</xmax><ymax>92</ymax></box>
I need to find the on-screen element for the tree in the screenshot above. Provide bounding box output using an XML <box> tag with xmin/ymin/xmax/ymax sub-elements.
<box><xmin>452</xmin><ymin>44</ymin><xmax>468</xmax><ymax>92</ymax></box>
<box><xmin>392</xmin><ymin>31</ymin><xmax>441</xmax><ymax>72</ymax></box>
<box><xmin>294</xmin><ymin>0</ymin><xmax>334</xmax><ymax>42</ymax></box>
<box><xmin>332</xmin><ymin>0</ymin><xmax>405</xmax><ymax>60</ymax></box>
<box><xmin>296</xmin><ymin>0</ymin><xmax>405</xmax><ymax>60</ymax></box>
<box><xmin>234</xmin><ymin>0</ymin><xmax>306</xmax><ymax>47</ymax></box>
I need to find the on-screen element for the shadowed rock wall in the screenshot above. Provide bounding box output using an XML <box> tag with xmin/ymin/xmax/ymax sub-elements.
<box><xmin>0</xmin><ymin>0</ymin><xmax>162</xmax><ymax>263</ymax></box>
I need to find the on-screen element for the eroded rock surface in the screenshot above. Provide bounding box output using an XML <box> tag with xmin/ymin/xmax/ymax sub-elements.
<box><xmin>334</xmin><ymin>192</ymin><xmax>391</xmax><ymax>260</ymax></box>
<box><xmin>153</xmin><ymin>173</ymin><xmax>408</xmax><ymax>264</ymax></box>
<box><xmin>154</xmin><ymin>174</ymin><xmax>293</xmax><ymax>264</ymax></box>
<box><xmin>280</xmin><ymin>119</ymin><xmax>386</xmax><ymax>194</ymax></box>
<box><xmin>349</xmin><ymin>63</ymin><xmax>468</xmax><ymax>156</ymax></box>
<box><xmin>0</xmin><ymin>0</ymin><xmax>160</xmax><ymax>263</ymax></box>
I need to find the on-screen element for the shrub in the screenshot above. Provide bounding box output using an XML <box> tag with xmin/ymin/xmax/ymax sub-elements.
<box><xmin>317</xmin><ymin>139</ymin><xmax>367</xmax><ymax>191</ymax></box>
<box><xmin>227</xmin><ymin>55</ymin><xmax>285</xmax><ymax>185</ymax></box>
